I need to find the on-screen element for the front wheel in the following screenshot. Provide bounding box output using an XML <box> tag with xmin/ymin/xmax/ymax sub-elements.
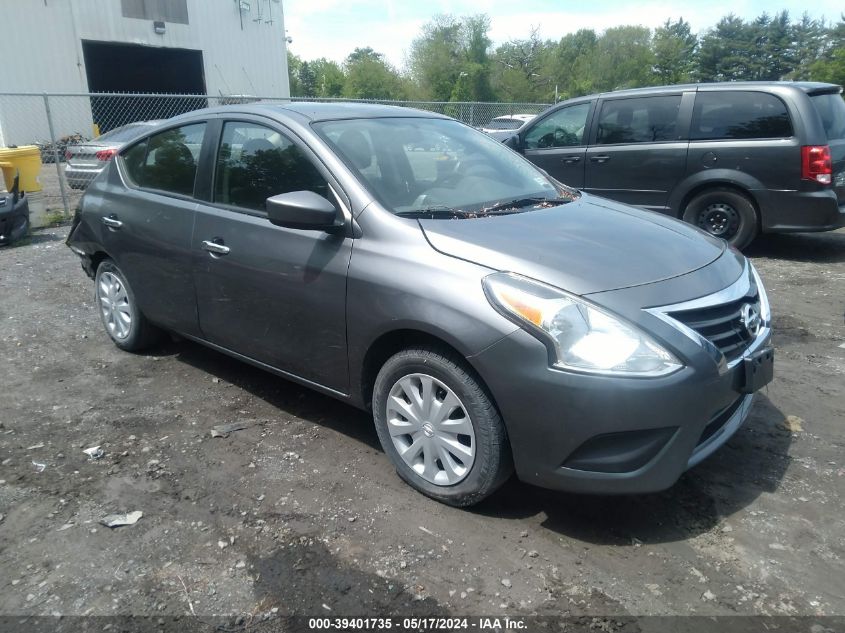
<box><xmin>682</xmin><ymin>188</ymin><xmax>758</xmax><ymax>250</ymax></box>
<box><xmin>95</xmin><ymin>259</ymin><xmax>162</xmax><ymax>352</ymax></box>
<box><xmin>372</xmin><ymin>347</ymin><xmax>513</xmax><ymax>507</ymax></box>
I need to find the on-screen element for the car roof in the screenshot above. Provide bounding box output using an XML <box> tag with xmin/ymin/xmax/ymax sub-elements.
<box><xmin>561</xmin><ymin>81</ymin><xmax>842</xmax><ymax>103</ymax></box>
<box><xmin>176</xmin><ymin>101</ymin><xmax>450</xmax><ymax>124</ymax></box>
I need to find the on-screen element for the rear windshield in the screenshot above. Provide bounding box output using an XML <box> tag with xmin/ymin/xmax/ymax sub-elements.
<box><xmin>810</xmin><ymin>93</ymin><xmax>845</xmax><ymax>140</ymax></box>
<box><xmin>97</xmin><ymin>123</ymin><xmax>155</xmax><ymax>143</ymax></box>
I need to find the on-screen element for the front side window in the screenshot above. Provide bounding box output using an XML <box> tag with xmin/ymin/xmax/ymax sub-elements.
<box><xmin>691</xmin><ymin>92</ymin><xmax>793</xmax><ymax>140</ymax></box>
<box><xmin>524</xmin><ymin>104</ymin><xmax>591</xmax><ymax>149</ymax></box>
<box><xmin>596</xmin><ymin>96</ymin><xmax>682</xmax><ymax>145</ymax></box>
<box><xmin>213</xmin><ymin>122</ymin><xmax>329</xmax><ymax>212</ymax></box>
<box><xmin>315</xmin><ymin>117</ymin><xmax>569</xmax><ymax>216</ymax></box>
<box><xmin>120</xmin><ymin>122</ymin><xmax>205</xmax><ymax>196</ymax></box>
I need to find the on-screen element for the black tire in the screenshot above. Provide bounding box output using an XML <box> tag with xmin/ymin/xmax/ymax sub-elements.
<box><xmin>372</xmin><ymin>347</ymin><xmax>513</xmax><ymax>507</ymax></box>
<box><xmin>682</xmin><ymin>188</ymin><xmax>758</xmax><ymax>250</ymax></box>
<box><xmin>94</xmin><ymin>259</ymin><xmax>162</xmax><ymax>352</ymax></box>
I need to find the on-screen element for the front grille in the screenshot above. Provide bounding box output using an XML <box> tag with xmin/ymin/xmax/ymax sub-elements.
<box><xmin>668</xmin><ymin>290</ymin><xmax>760</xmax><ymax>362</ymax></box>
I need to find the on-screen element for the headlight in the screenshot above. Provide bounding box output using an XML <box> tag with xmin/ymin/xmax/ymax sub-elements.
<box><xmin>483</xmin><ymin>272</ymin><xmax>682</xmax><ymax>377</ymax></box>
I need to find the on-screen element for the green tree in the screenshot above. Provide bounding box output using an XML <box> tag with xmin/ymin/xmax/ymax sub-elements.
<box><xmin>809</xmin><ymin>15</ymin><xmax>845</xmax><ymax>85</ymax></box>
<box><xmin>698</xmin><ymin>14</ymin><xmax>755</xmax><ymax>81</ymax></box>
<box><xmin>298</xmin><ymin>61</ymin><xmax>317</xmax><ymax>97</ymax></box>
<box><xmin>787</xmin><ymin>13</ymin><xmax>827</xmax><ymax>80</ymax></box>
<box><xmin>343</xmin><ymin>49</ymin><xmax>406</xmax><ymax>100</ymax></box>
<box><xmin>588</xmin><ymin>26</ymin><xmax>656</xmax><ymax>91</ymax></box>
<box><xmin>653</xmin><ymin>19</ymin><xmax>698</xmax><ymax>84</ymax></box>
<box><xmin>549</xmin><ymin>29</ymin><xmax>599</xmax><ymax>99</ymax></box>
<box><xmin>287</xmin><ymin>51</ymin><xmax>303</xmax><ymax>96</ymax></box>
<box><xmin>310</xmin><ymin>58</ymin><xmax>346</xmax><ymax>97</ymax></box>
<box><xmin>492</xmin><ymin>28</ymin><xmax>555</xmax><ymax>102</ymax></box>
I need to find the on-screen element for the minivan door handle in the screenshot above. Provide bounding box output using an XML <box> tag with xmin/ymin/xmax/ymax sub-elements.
<box><xmin>590</xmin><ymin>155</ymin><xmax>611</xmax><ymax>164</ymax></box>
<box><xmin>562</xmin><ymin>156</ymin><xmax>582</xmax><ymax>164</ymax></box>
<box><xmin>100</xmin><ymin>215</ymin><xmax>123</xmax><ymax>230</ymax></box>
<box><xmin>201</xmin><ymin>239</ymin><xmax>230</xmax><ymax>256</ymax></box>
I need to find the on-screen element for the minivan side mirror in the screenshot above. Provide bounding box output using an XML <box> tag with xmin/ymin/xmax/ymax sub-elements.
<box><xmin>266</xmin><ymin>191</ymin><xmax>341</xmax><ymax>230</ymax></box>
<box><xmin>503</xmin><ymin>134</ymin><xmax>523</xmax><ymax>153</ymax></box>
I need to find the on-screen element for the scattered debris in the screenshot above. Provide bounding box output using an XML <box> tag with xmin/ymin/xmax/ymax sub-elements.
<box><xmin>702</xmin><ymin>590</ymin><xmax>716</xmax><ymax>601</ymax></box>
<box><xmin>501</xmin><ymin>578</ymin><xmax>512</xmax><ymax>588</ymax></box>
<box><xmin>27</xmin><ymin>443</ymin><xmax>45</xmax><ymax>450</ymax></box>
<box><xmin>83</xmin><ymin>446</ymin><xmax>104</xmax><ymax>460</ymax></box>
<box><xmin>178</xmin><ymin>576</ymin><xmax>196</xmax><ymax>616</ymax></box>
<box><xmin>783</xmin><ymin>415</ymin><xmax>804</xmax><ymax>433</ymax></box>
<box><xmin>210</xmin><ymin>422</ymin><xmax>250</xmax><ymax>438</ymax></box>
<box><xmin>528</xmin><ymin>550</ymin><xmax>539</xmax><ymax>558</ymax></box>
<box><xmin>56</xmin><ymin>523</ymin><xmax>74</xmax><ymax>532</ymax></box>
<box><xmin>347</xmin><ymin>516</ymin><xmax>356</xmax><ymax>523</ymax></box>
<box><xmin>322</xmin><ymin>603</ymin><xmax>331</xmax><ymax>611</ymax></box>
<box><xmin>418</xmin><ymin>526</ymin><xmax>434</xmax><ymax>536</ymax></box>
<box><xmin>32</xmin><ymin>461</ymin><xmax>46</xmax><ymax>473</ymax></box>
<box><xmin>218</xmin><ymin>540</ymin><xmax>229</xmax><ymax>550</ymax></box>
<box><xmin>100</xmin><ymin>511</ymin><xmax>143</xmax><ymax>528</ymax></box>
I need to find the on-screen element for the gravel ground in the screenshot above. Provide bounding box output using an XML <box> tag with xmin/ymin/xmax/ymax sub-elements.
<box><xmin>0</xmin><ymin>226</ymin><xmax>843</xmax><ymax>626</ymax></box>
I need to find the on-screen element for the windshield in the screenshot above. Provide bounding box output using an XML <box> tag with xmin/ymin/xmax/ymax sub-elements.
<box><xmin>810</xmin><ymin>93</ymin><xmax>845</xmax><ymax>141</ymax></box>
<box><xmin>314</xmin><ymin>117</ymin><xmax>573</xmax><ymax>216</ymax></box>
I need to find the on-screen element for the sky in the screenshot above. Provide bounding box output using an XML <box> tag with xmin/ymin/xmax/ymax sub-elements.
<box><xmin>280</xmin><ymin>0</ymin><xmax>844</xmax><ymax>69</ymax></box>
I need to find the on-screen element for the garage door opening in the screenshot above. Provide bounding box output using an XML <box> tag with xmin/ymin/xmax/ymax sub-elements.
<box><xmin>82</xmin><ymin>41</ymin><xmax>207</xmax><ymax>133</ymax></box>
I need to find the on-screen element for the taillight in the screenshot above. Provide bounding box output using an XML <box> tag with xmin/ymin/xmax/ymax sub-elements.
<box><xmin>801</xmin><ymin>145</ymin><xmax>832</xmax><ymax>185</ymax></box>
<box><xmin>95</xmin><ymin>148</ymin><xmax>117</xmax><ymax>162</ymax></box>
<box><xmin>64</xmin><ymin>149</ymin><xmax>72</xmax><ymax>161</ymax></box>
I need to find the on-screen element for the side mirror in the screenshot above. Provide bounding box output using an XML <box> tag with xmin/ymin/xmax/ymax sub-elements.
<box><xmin>503</xmin><ymin>134</ymin><xmax>522</xmax><ymax>153</ymax></box>
<box><xmin>266</xmin><ymin>191</ymin><xmax>341</xmax><ymax>231</ymax></box>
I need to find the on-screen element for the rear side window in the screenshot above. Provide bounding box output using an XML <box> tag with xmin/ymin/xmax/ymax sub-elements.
<box><xmin>120</xmin><ymin>123</ymin><xmax>206</xmax><ymax>196</ymax></box>
<box><xmin>213</xmin><ymin>121</ymin><xmax>329</xmax><ymax>212</ymax></box>
<box><xmin>691</xmin><ymin>92</ymin><xmax>792</xmax><ymax>140</ymax></box>
<box><xmin>595</xmin><ymin>96</ymin><xmax>682</xmax><ymax>145</ymax></box>
<box><xmin>810</xmin><ymin>93</ymin><xmax>845</xmax><ymax>141</ymax></box>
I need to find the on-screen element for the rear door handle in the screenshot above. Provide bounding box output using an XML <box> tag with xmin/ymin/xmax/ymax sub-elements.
<box><xmin>562</xmin><ymin>156</ymin><xmax>582</xmax><ymax>164</ymax></box>
<box><xmin>202</xmin><ymin>239</ymin><xmax>230</xmax><ymax>256</ymax></box>
<box><xmin>590</xmin><ymin>155</ymin><xmax>611</xmax><ymax>164</ymax></box>
<box><xmin>100</xmin><ymin>215</ymin><xmax>122</xmax><ymax>229</ymax></box>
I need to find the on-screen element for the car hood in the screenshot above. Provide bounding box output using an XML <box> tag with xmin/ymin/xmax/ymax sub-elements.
<box><xmin>419</xmin><ymin>193</ymin><xmax>726</xmax><ymax>295</ymax></box>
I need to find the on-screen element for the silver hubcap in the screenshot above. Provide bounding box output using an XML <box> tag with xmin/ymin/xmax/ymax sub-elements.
<box><xmin>386</xmin><ymin>373</ymin><xmax>475</xmax><ymax>486</ymax></box>
<box><xmin>98</xmin><ymin>271</ymin><xmax>132</xmax><ymax>340</ymax></box>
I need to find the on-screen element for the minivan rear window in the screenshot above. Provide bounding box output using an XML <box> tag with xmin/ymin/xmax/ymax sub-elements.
<box><xmin>810</xmin><ymin>93</ymin><xmax>845</xmax><ymax>140</ymax></box>
<box><xmin>691</xmin><ymin>92</ymin><xmax>792</xmax><ymax>140</ymax></box>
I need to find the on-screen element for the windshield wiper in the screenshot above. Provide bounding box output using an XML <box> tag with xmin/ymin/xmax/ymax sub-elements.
<box><xmin>481</xmin><ymin>197</ymin><xmax>574</xmax><ymax>215</ymax></box>
<box><xmin>395</xmin><ymin>207</ymin><xmax>473</xmax><ymax>219</ymax></box>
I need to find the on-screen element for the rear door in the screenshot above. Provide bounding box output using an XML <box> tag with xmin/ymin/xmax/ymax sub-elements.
<box><xmin>584</xmin><ymin>93</ymin><xmax>689</xmax><ymax>212</ymax></box>
<box><xmin>809</xmin><ymin>90</ymin><xmax>845</xmax><ymax>205</ymax></box>
<box><xmin>191</xmin><ymin>116</ymin><xmax>353</xmax><ymax>393</ymax></box>
<box><xmin>521</xmin><ymin>101</ymin><xmax>594</xmax><ymax>188</ymax></box>
<box><xmin>104</xmin><ymin>121</ymin><xmax>208</xmax><ymax>336</ymax></box>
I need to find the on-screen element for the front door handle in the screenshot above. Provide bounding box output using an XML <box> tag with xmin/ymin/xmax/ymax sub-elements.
<box><xmin>590</xmin><ymin>155</ymin><xmax>611</xmax><ymax>164</ymax></box>
<box><xmin>562</xmin><ymin>156</ymin><xmax>582</xmax><ymax>165</ymax></box>
<box><xmin>101</xmin><ymin>215</ymin><xmax>122</xmax><ymax>230</ymax></box>
<box><xmin>202</xmin><ymin>239</ymin><xmax>230</xmax><ymax>256</ymax></box>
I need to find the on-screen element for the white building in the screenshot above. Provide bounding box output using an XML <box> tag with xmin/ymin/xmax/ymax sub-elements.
<box><xmin>0</xmin><ymin>0</ymin><xmax>290</xmax><ymax>144</ymax></box>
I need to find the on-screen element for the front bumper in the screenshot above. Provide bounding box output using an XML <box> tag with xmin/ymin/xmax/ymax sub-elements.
<box><xmin>469</xmin><ymin>261</ymin><xmax>772</xmax><ymax>495</ymax></box>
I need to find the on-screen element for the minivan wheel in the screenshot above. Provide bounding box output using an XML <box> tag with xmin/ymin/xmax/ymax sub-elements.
<box><xmin>682</xmin><ymin>188</ymin><xmax>758</xmax><ymax>250</ymax></box>
<box><xmin>95</xmin><ymin>259</ymin><xmax>162</xmax><ymax>352</ymax></box>
<box><xmin>372</xmin><ymin>347</ymin><xmax>513</xmax><ymax>507</ymax></box>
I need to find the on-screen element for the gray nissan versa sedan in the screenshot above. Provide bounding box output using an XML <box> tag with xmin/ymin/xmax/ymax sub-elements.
<box><xmin>66</xmin><ymin>103</ymin><xmax>774</xmax><ymax>506</ymax></box>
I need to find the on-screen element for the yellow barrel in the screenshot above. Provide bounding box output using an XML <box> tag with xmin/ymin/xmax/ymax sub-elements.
<box><xmin>0</xmin><ymin>145</ymin><xmax>43</xmax><ymax>193</ymax></box>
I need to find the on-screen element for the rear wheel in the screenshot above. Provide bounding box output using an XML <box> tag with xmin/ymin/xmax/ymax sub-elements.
<box><xmin>95</xmin><ymin>259</ymin><xmax>162</xmax><ymax>352</ymax></box>
<box><xmin>682</xmin><ymin>188</ymin><xmax>758</xmax><ymax>250</ymax></box>
<box><xmin>372</xmin><ymin>347</ymin><xmax>513</xmax><ymax>506</ymax></box>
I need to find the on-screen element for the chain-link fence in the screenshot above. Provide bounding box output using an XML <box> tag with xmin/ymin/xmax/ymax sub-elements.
<box><xmin>0</xmin><ymin>92</ymin><xmax>551</xmax><ymax>221</ymax></box>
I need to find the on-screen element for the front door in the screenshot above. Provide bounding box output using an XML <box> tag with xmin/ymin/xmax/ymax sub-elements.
<box><xmin>192</xmin><ymin>118</ymin><xmax>353</xmax><ymax>393</ymax></box>
<box><xmin>522</xmin><ymin>101</ymin><xmax>593</xmax><ymax>188</ymax></box>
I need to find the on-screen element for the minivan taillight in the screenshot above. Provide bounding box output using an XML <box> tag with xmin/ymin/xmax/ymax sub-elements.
<box><xmin>96</xmin><ymin>148</ymin><xmax>117</xmax><ymax>162</ymax></box>
<box><xmin>801</xmin><ymin>145</ymin><xmax>832</xmax><ymax>185</ymax></box>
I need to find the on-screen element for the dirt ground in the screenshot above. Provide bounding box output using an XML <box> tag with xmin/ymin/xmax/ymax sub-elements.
<box><xmin>0</xmin><ymin>225</ymin><xmax>843</xmax><ymax>627</ymax></box>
